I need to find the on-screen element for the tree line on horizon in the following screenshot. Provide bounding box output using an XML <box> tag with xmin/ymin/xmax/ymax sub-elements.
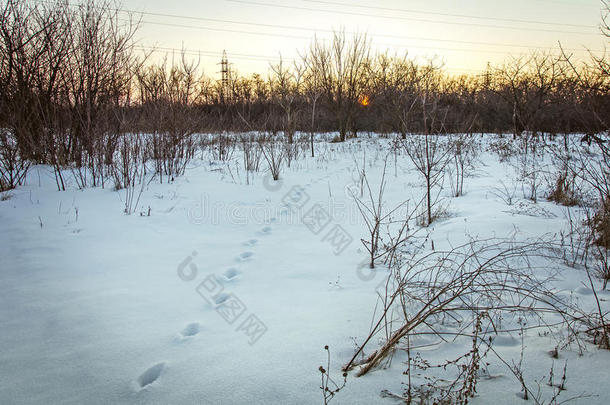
<box><xmin>1</xmin><ymin>0</ymin><xmax>609</xmax><ymax>171</ymax></box>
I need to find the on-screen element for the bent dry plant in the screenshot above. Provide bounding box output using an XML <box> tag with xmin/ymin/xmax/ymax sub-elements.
<box><xmin>343</xmin><ymin>238</ymin><xmax>594</xmax><ymax>403</ymax></box>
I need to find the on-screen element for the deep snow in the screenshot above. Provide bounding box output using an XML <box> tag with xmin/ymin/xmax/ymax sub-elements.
<box><xmin>1</xmin><ymin>134</ymin><xmax>609</xmax><ymax>404</ymax></box>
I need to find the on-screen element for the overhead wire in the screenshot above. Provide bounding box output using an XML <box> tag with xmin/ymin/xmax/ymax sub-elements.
<box><xmin>225</xmin><ymin>0</ymin><xmax>600</xmax><ymax>36</ymax></box>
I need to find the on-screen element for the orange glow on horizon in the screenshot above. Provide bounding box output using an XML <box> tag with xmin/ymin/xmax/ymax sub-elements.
<box><xmin>359</xmin><ymin>95</ymin><xmax>370</xmax><ymax>106</ymax></box>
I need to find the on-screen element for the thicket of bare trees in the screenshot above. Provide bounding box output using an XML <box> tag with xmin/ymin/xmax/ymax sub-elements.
<box><xmin>0</xmin><ymin>0</ymin><xmax>140</xmax><ymax>190</ymax></box>
<box><xmin>1</xmin><ymin>0</ymin><xmax>609</xmax><ymax>193</ymax></box>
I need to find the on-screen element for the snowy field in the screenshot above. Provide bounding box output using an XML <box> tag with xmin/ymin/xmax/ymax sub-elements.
<box><xmin>1</xmin><ymin>134</ymin><xmax>609</xmax><ymax>404</ymax></box>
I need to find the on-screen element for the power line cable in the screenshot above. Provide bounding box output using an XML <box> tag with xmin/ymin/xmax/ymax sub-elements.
<box><xmin>29</xmin><ymin>0</ymin><xmax>603</xmax><ymax>53</ymax></box>
<box><xmin>300</xmin><ymin>0</ymin><xmax>596</xmax><ymax>29</ymax></box>
<box><xmin>136</xmin><ymin>19</ymin><xmax>311</xmax><ymax>41</ymax></box>
<box><xmin>28</xmin><ymin>0</ymin><xmax>599</xmax><ymax>71</ymax></box>
<box><xmin>132</xmin><ymin>19</ymin><xmax>593</xmax><ymax>57</ymax></box>
<box><xmin>225</xmin><ymin>0</ymin><xmax>600</xmax><ymax>36</ymax></box>
<box><xmin>120</xmin><ymin>8</ymin><xmax>604</xmax><ymax>53</ymax></box>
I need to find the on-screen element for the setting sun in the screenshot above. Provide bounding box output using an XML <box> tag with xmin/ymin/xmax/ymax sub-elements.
<box><xmin>359</xmin><ymin>95</ymin><xmax>370</xmax><ymax>106</ymax></box>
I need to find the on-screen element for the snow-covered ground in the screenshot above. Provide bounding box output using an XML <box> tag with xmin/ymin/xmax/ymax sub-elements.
<box><xmin>1</xmin><ymin>134</ymin><xmax>609</xmax><ymax>404</ymax></box>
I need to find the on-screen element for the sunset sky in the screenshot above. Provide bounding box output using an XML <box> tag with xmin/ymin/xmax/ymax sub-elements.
<box><xmin>121</xmin><ymin>0</ymin><xmax>608</xmax><ymax>77</ymax></box>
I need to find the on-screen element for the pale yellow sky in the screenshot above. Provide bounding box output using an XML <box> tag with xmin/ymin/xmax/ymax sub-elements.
<box><xmin>122</xmin><ymin>0</ymin><xmax>608</xmax><ymax>77</ymax></box>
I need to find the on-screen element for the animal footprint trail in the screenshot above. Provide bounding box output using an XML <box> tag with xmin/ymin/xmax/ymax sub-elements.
<box><xmin>137</xmin><ymin>362</ymin><xmax>165</xmax><ymax>389</ymax></box>
<box><xmin>243</xmin><ymin>239</ymin><xmax>258</xmax><ymax>247</ymax></box>
<box><xmin>213</xmin><ymin>292</ymin><xmax>231</xmax><ymax>306</ymax></box>
<box><xmin>259</xmin><ymin>226</ymin><xmax>272</xmax><ymax>235</ymax></box>
<box><xmin>223</xmin><ymin>268</ymin><xmax>240</xmax><ymax>281</ymax></box>
<box><xmin>180</xmin><ymin>322</ymin><xmax>201</xmax><ymax>338</ymax></box>
<box><xmin>236</xmin><ymin>251</ymin><xmax>254</xmax><ymax>262</ymax></box>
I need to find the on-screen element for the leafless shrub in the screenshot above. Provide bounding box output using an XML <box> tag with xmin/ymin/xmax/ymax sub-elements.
<box><xmin>0</xmin><ymin>0</ymin><xmax>141</xmax><ymax>190</ymax></box>
<box><xmin>136</xmin><ymin>54</ymin><xmax>202</xmax><ymax>182</ymax></box>
<box><xmin>259</xmin><ymin>135</ymin><xmax>285</xmax><ymax>181</ymax></box>
<box><xmin>557</xmin><ymin>207</ymin><xmax>589</xmax><ymax>268</ymax></box>
<box><xmin>582</xmin><ymin>243</ymin><xmax>610</xmax><ymax>349</ymax></box>
<box><xmin>593</xmin><ymin>245</ymin><xmax>610</xmax><ymax>291</ymax></box>
<box><xmin>0</xmin><ymin>130</ymin><xmax>29</xmax><ymax>190</ymax></box>
<box><xmin>591</xmin><ymin>197</ymin><xmax>610</xmax><ymax>249</ymax></box>
<box><xmin>211</xmin><ymin>133</ymin><xmax>236</xmax><ymax>162</ymax></box>
<box><xmin>567</xmin><ymin>139</ymin><xmax>610</xmax><ymax>250</ymax></box>
<box><xmin>65</xmin><ymin>0</ymin><xmax>140</xmax><ymax>187</ymax></box>
<box><xmin>350</xmin><ymin>156</ymin><xmax>419</xmax><ymax>269</ymax></box>
<box><xmin>547</xmin><ymin>170</ymin><xmax>579</xmax><ymax>206</ymax></box>
<box><xmin>282</xmin><ymin>137</ymin><xmax>302</xmax><ymax>169</ymax></box>
<box><xmin>448</xmin><ymin>133</ymin><xmax>479</xmax><ymax>197</ymax></box>
<box><xmin>241</xmin><ymin>134</ymin><xmax>262</xmax><ymax>172</ymax></box>
<box><xmin>342</xmin><ymin>237</ymin><xmax>598</xmax><ymax>403</ymax></box>
<box><xmin>403</xmin><ymin>133</ymin><xmax>451</xmax><ymax>226</ymax></box>
<box><xmin>487</xmin><ymin>136</ymin><xmax>518</xmax><ymax>162</ymax></box>
<box><xmin>491</xmin><ymin>179</ymin><xmax>518</xmax><ymax>206</ymax></box>
<box><xmin>575</xmin><ymin>203</ymin><xmax>610</xmax><ymax>294</ymax></box>
<box><xmin>112</xmin><ymin>134</ymin><xmax>147</xmax><ymax>214</ymax></box>
<box><xmin>151</xmin><ymin>131</ymin><xmax>196</xmax><ymax>182</ymax></box>
<box><xmin>556</xmin><ymin>204</ymin><xmax>610</xmax><ymax>345</ymax></box>
<box><xmin>394</xmin><ymin>313</ymin><xmax>488</xmax><ymax>404</ymax></box>
<box><xmin>239</xmin><ymin>133</ymin><xmax>264</xmax><ymax>185</ymax></box>
<box><xmin>512</xmin><ymin>136</ymin><xmax>547</xmax><ymax>203</ymax></box>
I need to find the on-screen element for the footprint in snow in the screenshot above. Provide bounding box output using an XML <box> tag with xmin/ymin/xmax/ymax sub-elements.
<box><xmin>137</xmin><ymin>363</ymin><xmax>165</xmax><ymax>389</ymax></box>
<box><xmin>213</xmin><ymin>292</ymin><xmax>231</xmax><ymax>306</ymax></box>
<box><xmin>180</xmin><ymin>322</ymin><xmax>201</xmax><ymax>338</ymax></box>
<box><xmin>223</xmin><ymin>268</ymin><xmax>241</xmax><ymax>281</ymax></box>
<box><xmin>260</xmin><ymin>226</ymin><xmax>272</xmax><ymax>235</ymax></box>
<box><xmin>243</xmin><ymin>239</ymin><xmax>258</xmax><ymax>247</ymax></box>
<box><xmin>236</xmin><ymin>251</ymin><xmax>254</xmax><ymax>262</ymax></box>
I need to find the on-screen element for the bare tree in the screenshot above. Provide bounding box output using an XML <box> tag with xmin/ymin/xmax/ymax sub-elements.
<box><xmin>402</xmin><ymin>65</ymin><xmax>451</xmax><ymax>226</ymax></box>
<box><xmin>136</xmin><ymin>51</ymin><xmax>201</xmax><ymax>182</ymax></box>
<box><xmin>494</xmin><ymin>53</ymin><xmax>566</xmax><ymax>142</ymax></box>
<box><xmin>369</xmin><ymin>53</ymin><xmax>420</xmax><ymax>138</ymax></box>
<box><xmin>305</xmin><ymin>31</ymin><xmax>370</xmax><ymax>142</ymax></box>
<box><xmin>269</xmin><ymin>57</ymin><xmax>302</xmax><ymax>144</ymax></box>
<box><xmin>301</xmin><ymin>53</ymin><xmax>323</xmax><ymax>157</ymax></box>
<box><xmin>63</xmin><ymin>0</ymin><xmax>140</xmax><ymax>187</ymax></box>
